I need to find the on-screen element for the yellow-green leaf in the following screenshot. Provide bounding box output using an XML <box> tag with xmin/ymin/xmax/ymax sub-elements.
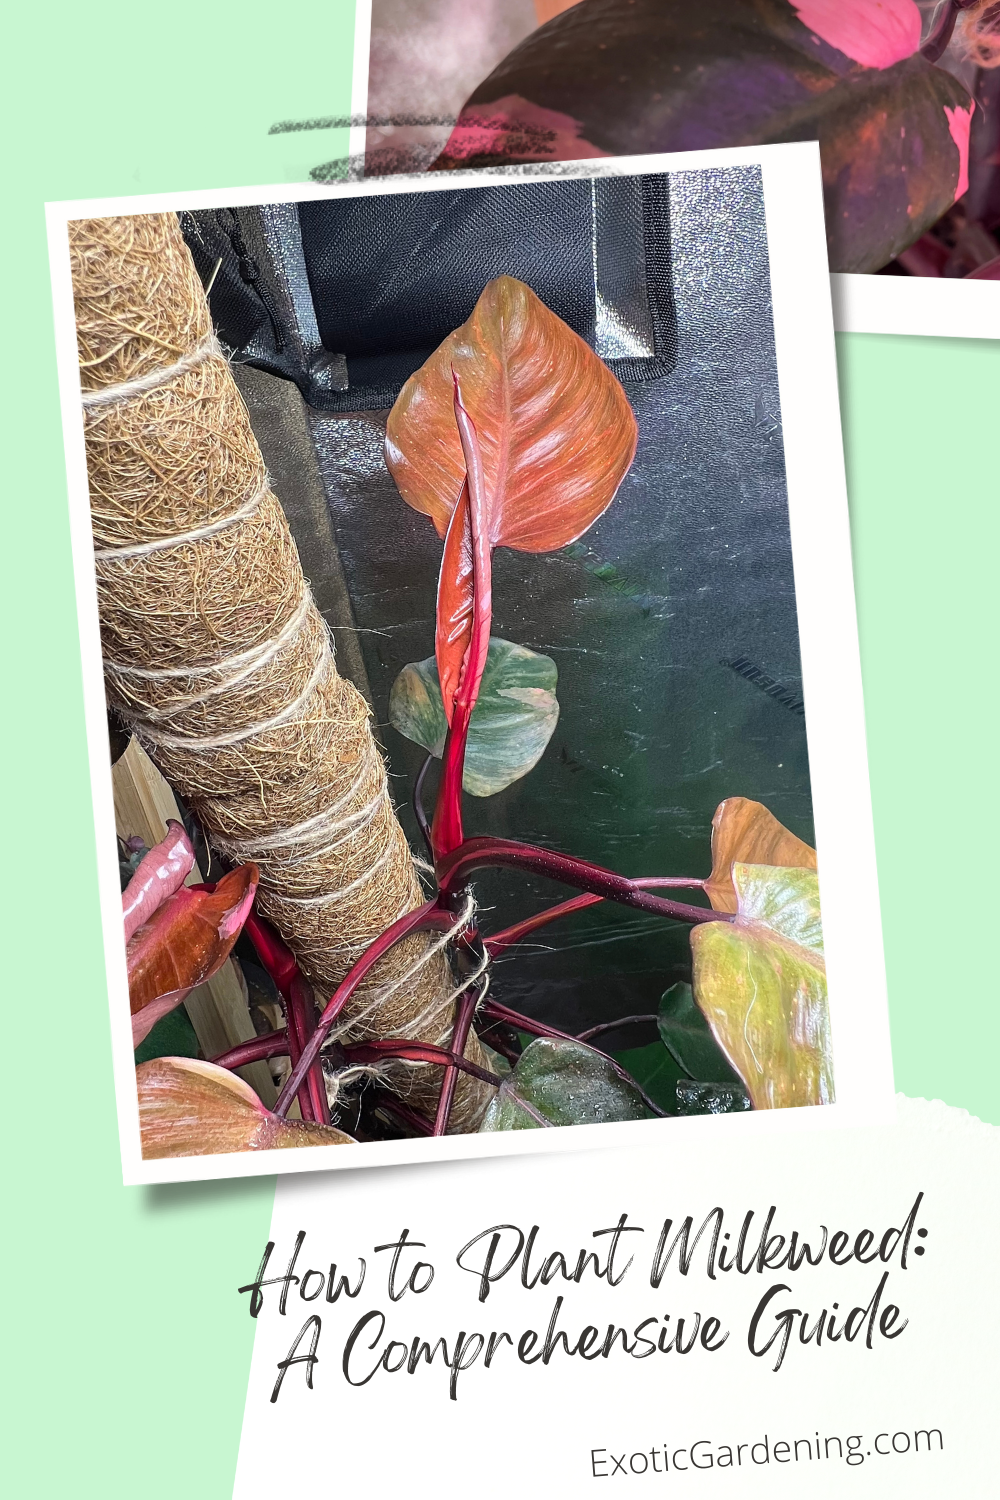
<box><xmin>691</xmin><ymin>863</ymin><xmax>832</xmax><ymax>1110</ymax></box>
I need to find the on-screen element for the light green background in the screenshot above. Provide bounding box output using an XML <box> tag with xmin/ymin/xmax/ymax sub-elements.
<box><xmin>2</xmin><ymin>3</ymin><xmax>996</xmax><ymax>1493</ymax></box>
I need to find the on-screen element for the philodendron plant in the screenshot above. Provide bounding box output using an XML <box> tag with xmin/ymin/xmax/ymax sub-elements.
<box><xmin>130</xmin><ymin>277</ymin><xmax>832</xmax><ymax>1157</ymax></box>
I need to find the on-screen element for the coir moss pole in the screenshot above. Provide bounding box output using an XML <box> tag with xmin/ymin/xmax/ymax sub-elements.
<box><xmin>72</xmin><ymin>212</ymin><xmax>489</xmax><ymax>1129</ymax></box>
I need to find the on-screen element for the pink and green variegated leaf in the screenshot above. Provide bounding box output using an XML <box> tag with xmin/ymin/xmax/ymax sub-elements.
<box><xmin>127</xmin><ymin>864</ymin><xmax>258</xmax><ymax>1047</ymax></box>
<box><xmin>691</xmin><ymin>862</ymin><xmax>832</xmax><ymax>1110</ymax></box>
<box><xmin>136</xmin><ymin>1057</ymin><xmax>354</xmax><ymax>1158</ymax></box>
<box><xmin>121</xmin><ymin>819</ymin><xmax>195</xmax><ymax>941</ymax></box>
<box><xmin>389</xmin><ymin>636</ymin><xmax>560</xmax><ymax>796</ymax></box>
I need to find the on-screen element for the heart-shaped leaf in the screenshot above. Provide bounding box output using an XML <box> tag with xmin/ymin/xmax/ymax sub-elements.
<box><xmin>434</xmin><ymin>0</ymin><xmax>973</xmax><ymax>273</ymax></box>
<box><xmin>127</xmin><ymin>865</ymin><xmax>258</xmax><ymax>1048</ymax></box>
<box><xmin>690</xmin><ymin>863</ymin><xmax>833</xmax><ymax>1110</ymax></box>
<box><xmin>121</xmin><ymin>819</ymin><xmax>195</xmax><ymax>941</ymax></box>
<box><xmin>479</xmin><ymin>1037</ymin><xmax>652</xmax><ymax>1131</ymax></box>
<box><xmin>657</xmin><ymin>981</ymin><xmax>744</xmax><ymax>1084</ymax></box>
<box><xmin>705</xmin><ymin>797</ymin><xmax>817</xmax><ymax>913</ymax></box>
<box><xmin>611</xmin><ymin>1039</ymin><xmax>687</xmax><ymax>1115</ymax></box>
<box><xmin>389</xmin><ymin>636</ymin><xmax>559</xmax><ymax>796</ymax></box>
<box><xmin>136</xmin><ymin>1057</ymin><xmax>354</xmax><ymax>1158</ymax></box>
<box><xmin>385</xmin><ymin>276</ymin><xmax>637</xmax><ymax>715</ymax></box>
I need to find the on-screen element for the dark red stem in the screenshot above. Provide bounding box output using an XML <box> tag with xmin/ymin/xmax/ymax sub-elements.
<box><xmin>474</xmin><ymin>1017</ymin><xmax>523</xmax><ymax>1065</ymax></box>
<box><xmin>486</xmin><ymin>876</ymin><xmax>707</xmax><ymax>954</ymax></box>
<box><xmin>289</xmin><ymin>974</ymin><xmax>331</xmax><ymax>1126</ymax></box>
<box><xmin>439</xmin><ymin>838</ymin><xmax>726</xmax><ymax>925</ymax></box>
<box><xmin>920</xmin><ymin>0</ymin><xmax>978</xmax><ymax>62</ymax></box>
<box><xmin>480</xmin><ymin>997</ymin><xmax>580</xmax><ymax>1045</ymax></box>
<box><xmin>243</xmin><ymin>911</ymin><xmax>300</xmax><ymax>1001</ymax></box>
<box><xmin>487</xmin><ymin>893</ymin><xmax>601</xmax><ymax>954</ymax></box>
<box><xmin>371</xmin><ymin>1090</ymin><xmax>436</xmax><ymax>1137</ymax></box>
<box><xmin>433</xmin><ymin>721</ymin><xmax>468</xmax><ymax>860</ymax></box>
<box><xmin>413</xmin><ymin>753</ymin><xmax>435</xmax><ymax>861</ymax></box>
<box><xmin>432</xmin><ymin>987</ymin><xmax>480</xmax><ymax>1136</ymax></box>
<box><xmin>342</xmin><ymin>1037</ymin><xmax>502</xmax><ymax>1088</ymax></box>
<box><xmin>283</xmin><ymin>975</ymin><xmax>317</xmax><ymax>1123</ymax></box>
<box><xmin>272</xmin><ymin>900</ymin><xmax>458</xmax><ymax>1118</ymax></box>
<box><xmin>210</xmin><ymin>1030</ymin><xmax>289</xmax><ymax>1070</ymax></box>
<box><xmin>242</xmin><ymin>908</ymin><xmax>323</xmax><ymax>1120</ymax></box>
<box><xmin>577</xmin><ymin>1014</ymin><xmax>659</xmax><ymax>1043</ymax></box>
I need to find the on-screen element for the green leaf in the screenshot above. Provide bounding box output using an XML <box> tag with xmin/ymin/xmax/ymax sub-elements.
<box><xmin>479</xmin><ymin>1037</ymin><xmax>652</xmax><ymax>1131</ymax></box>
<box><xmin>389</xmin><ymin>636</ymin><xmax>559</xmax><ymax>796</ymax></box>
<box><xmin>133</xmin><ymin>1003</ymin><xmax>200</xmax><ymax>1066</ymax></box>
<box><xmin>690</xmin><ymin>863</ymin><xmax>833</xmax><ymax>1111</ymax></box>
<box><xmin>675</xmin><ymin>1080</ymin><xmax>752</xmax><ymax>1116</ymax></box>
<box><xmin>656</xmin><ymin>981</ymin><xmax>743</xmax><ymax>1085</ymax></box>
<box><xmin>611</xmin><ymin>1040</ymin><xmax>687</xmax><ymax>1116</ymax></box>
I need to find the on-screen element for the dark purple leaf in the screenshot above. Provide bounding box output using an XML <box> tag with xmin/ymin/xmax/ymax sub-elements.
<box><xmin>433</xmin><ymin>0</ymin><xmax>973</xmax><ymax>273</ymax></box>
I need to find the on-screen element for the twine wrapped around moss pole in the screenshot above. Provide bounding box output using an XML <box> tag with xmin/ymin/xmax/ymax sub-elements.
<box><xmin>72</xmin><ymin>212</ymin><xmax>490</xmax><ymax>1130</ymax></box>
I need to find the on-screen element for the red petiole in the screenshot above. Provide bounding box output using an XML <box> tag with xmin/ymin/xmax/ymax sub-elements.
<box><xmin>341</xmin><ymin>1037</ymin><xmax>503</xmax><ymax>1089</ymax></box>
<box><xmin>289</xmin><ymin>974</ymin><xmax>331</xmax><ymax>1126</ymax></box>
<box><xmin>272</xmin><ymin>900</ymin><xmax>462</xmax><ymax>1118</ymax></box>
<box><xmin>211</xmin><ymin>1030</ymin><xmax>289</xmax><ymax>1070</ymax></box>
<box><xmin>485</xmin><ymin>876</ymin><xmax>708</xmax><ymax>955</ymax></box>
<box><xmin>439</xmin><ymin>837</ymin><xmax>725</xmax><ymax>925</ymax></box>
<box><xmin>432</xmin><ymin>986</ymin><xmax>480</xmax><ymax>1136</ymax></box>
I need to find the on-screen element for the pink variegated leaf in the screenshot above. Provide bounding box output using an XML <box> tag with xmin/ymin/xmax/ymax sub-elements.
<box><xmin>122</xmin><ymin>819</ymin><xmax>195</xmax><ymax>941</ymax></box>
<box><xmin>127</xmin><ymin>864</ymin><xmax>258</xmax><ymax>1047</ymax></box>
<box><xmin>136</xmin><ymin>1057</ymin><xmax>354</xmax><ymax>1157</ymax></box>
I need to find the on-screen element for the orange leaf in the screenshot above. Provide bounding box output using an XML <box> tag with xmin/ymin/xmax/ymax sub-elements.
<box><xmin>385</xmin><ymin>276</ymin><xmax>637</xmax><ymax>712</ymax></box>
<box><xmin>704</xmin><ymin>799</ymin><xmax>817</xmax><ymax>914</ymax></box>
<box><xmin>136</xmin><ymin>1057</ymin><xmax>354</xmax><ymax>1158</ymax></box>
<box><xmin>127</xmin><ymin>864</ymin><xmax>259</xmax><ymax>1047</ymax></box>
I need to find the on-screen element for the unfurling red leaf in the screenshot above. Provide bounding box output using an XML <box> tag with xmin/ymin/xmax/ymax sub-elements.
<box><xmin>691</xmin><ymin>863</ymin><xmax>833</xmax><ymax>1111</ymax></box>
<box><xmin>480</xmin><ymin>1037</ymin><xmax>652</xmax><ymax>1131</ymax></box>
<box><xmin>389</xmin><ymin>636</ymin><xmax>559</xmax><ymax>796</ymax></box>
<box><xmin>704</xmin><ymin>797</ymin><xmax>817</xmax><ymax>914</ymax></box>
<box><xmin>127</xmin><ymin>864</ymin><xmax>259</xmax><ymax>1047</ymax></box>
<box><xmin>121</xmin><ymin>819</ymin><xmax>195</xmax><ymax>941</ymax></box>
<box><xmin>136</xmin><ymin>1057</ymin><xmax>354</xmax><ymax>1158</ymax></box>
<box><xmin>433</xmin><ymin>0</ymin><xmax>972</xmax><ymax>273</ymax></box>
<box><xmin>385</xmin><ymin>276</ymin><xmax>637</xmax><ymax>716</ymax></box>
